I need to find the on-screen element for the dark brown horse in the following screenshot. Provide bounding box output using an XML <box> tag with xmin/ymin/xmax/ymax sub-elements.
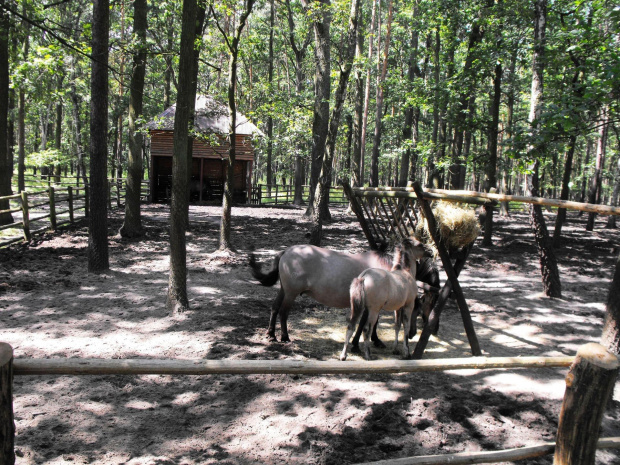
<box><xmin>249</xmin><ymin>239</ymin><xmax>438</xmax><ymax>347</ymax></box>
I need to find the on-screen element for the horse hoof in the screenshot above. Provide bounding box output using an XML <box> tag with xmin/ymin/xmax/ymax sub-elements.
<box><xmin>267</xmin><ymin>334</ymin><xmax>278</xmax><ymax>342</ymax></box>
<box><xmin>281</xmin><ymin>336</ymin><xmax>291</xmax><ymax>343</ymax></box>
<box><xmin>350</xmin><ymin>345</ymin><xmax>361</xmax><ymax>354</ymax></box>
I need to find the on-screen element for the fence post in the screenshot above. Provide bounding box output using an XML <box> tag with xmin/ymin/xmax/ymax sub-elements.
<box><xmin>49</xmin><ymin>186</ymin><xmax>57</xmax><ymax>230</ymax></box>
<box><xmin>21</xmin><ymin>191</ymin><xmax>31</xmax><ymax>242</ymax></box>
<box><xmin>0</xmin><ymin>343</ymin><xmax>15</xmax><ymax>465</ymax></box>
<box><xmin>275</xmin><ymin>184</ymin><xmax>279</xmax><ymax>205</ymax></box>
<box><xmin>553</xmin><ymin>343</ymin><xmax>620</xmax><ymax>465</ymax></box>
<box><xmin>68</xmin><ymin>186</ymin><xmax>74</xmax><ymax>223</ymax></box>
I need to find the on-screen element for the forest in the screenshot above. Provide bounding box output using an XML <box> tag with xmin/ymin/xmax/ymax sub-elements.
<box><xmin>0</xmin><ymin>0</ymin><xmax>619</xmax><ymax>297</ymax></box>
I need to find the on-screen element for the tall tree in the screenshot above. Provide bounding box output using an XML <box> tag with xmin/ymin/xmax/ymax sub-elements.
<box><xmin>88</xmin><ymin>0</ymin><xmax>110</xmax><ymax>272</ymax></box>
<box><xmin>601</xmin><ymin>252</ymin><xmax>620</xmax><ymax>355</ymax></box>
<box><xmin>120</xmin><ymin>0</ymin><xmax>148</xmax><ymax>238</ymax></box>
<box><xmin>215</xmin><ymin>0</ymin><xmax>257</xmax><ymax>251</ymax></box>
<box><xmin>0</xmin><ymin>0</ymin><xmax>11</xmax><ymax>226</ymax></box>
<box><xmin>369</xmin><ymin>0</ymin><xmax>393</xmax><ymax>187</ymax></box>
<box><xmin>526</xmin><ymin>0</ymin><xmax>561</xmax><ymax>298</ymax></box>
<box><xmin>309</xmin><ymin>0</ymin><xmax>361</xmax><ymax>245</ymax></box>
<box><xmin>304</xmin><ymin>0</ymin><xmax>331</xmax><ymax>217</ymax></box>
<box><xmin>167</xmin><ymin>0</ymin><xmax>201</xmax><ymax>313</ymax></box>
<box><xmin>586</xmin><ymin>107</ymin><xmax>609</xmax><ymax>231</ymax></box>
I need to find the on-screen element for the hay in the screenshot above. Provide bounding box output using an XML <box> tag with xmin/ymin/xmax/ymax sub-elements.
<box><xmin>414</xmin><ymin>202</ymin><xmax>481</xmax><ymax>256</ymax></box>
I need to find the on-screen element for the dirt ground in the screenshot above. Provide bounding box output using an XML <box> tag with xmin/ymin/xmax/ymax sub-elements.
<box><xmin>1</xmin><ymin>202</ymin><xmax>619</xmax><ymax>465</ymax></box>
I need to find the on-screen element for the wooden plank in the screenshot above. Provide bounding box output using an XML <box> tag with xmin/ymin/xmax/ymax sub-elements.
<box><xmin>356</xmin><ymin>437</ymin><xmax>620</xmax><ymax>465</ymax></box>
<box><xmin>353</xmin><ymin>188</ymin><xmax>492</xmax><ymax>206</ymax></box>
<box><xmin>412</xmin><ymin>182</ymin><xmax>481</xmax><ymax>357</ymax></box>
<box><xmin>12</xmin><ymin>355</ymin><xmax>574</xmax><ymax>376</ymax></box>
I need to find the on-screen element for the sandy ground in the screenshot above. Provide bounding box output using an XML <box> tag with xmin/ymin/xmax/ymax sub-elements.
<box><xmin>1</xmin><ymin>202</ymin><xmax>619</xmax><ymax>465</ymax></box>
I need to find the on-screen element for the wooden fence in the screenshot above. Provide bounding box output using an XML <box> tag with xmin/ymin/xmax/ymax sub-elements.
<box><xmin>249</xmin><ymin>184</ymin><xmax>348</xmax><ymax>206</ymax></box>
<box><xmin>1</xmin><ymin>342</ymin><xmax>619</xmax><ymax>464</ymax></box>
<box><xmin>0</xmin><ymin>176</ymin><xmax>150</xmax><ymax>248</ymax></box>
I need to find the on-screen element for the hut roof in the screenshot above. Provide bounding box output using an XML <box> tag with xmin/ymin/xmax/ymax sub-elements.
<box><xmin>147</xmin><ymin>95</ymin><xmax>261</xmax><ymax>136</ymax></box>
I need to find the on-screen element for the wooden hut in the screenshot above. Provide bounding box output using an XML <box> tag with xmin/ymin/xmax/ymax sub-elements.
<box><xmin>147</xmin><ymin>95</ymin><xmax>260</xmax><ymax>203</ymax></box>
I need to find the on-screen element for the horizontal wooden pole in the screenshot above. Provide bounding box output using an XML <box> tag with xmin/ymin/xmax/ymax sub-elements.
<box><xmin>0</xmin><ymin>221</ymin><xmax>22</xmax><ymax>232</ymax></box>
<box><xmin>13</xmin><ymin>355</ymin><xmax>574</xmax><ymax>376</ymax></box>
<box><xmin>352</xmin><ymin>188</ymin><xmax>492</xmax><ymax>206</ymax></box>
<box><xmin>356</xmin><ymin>437</ymin><xmax>620</xmax><ymax>465</ymax></box>
<box><xmin>353</xmin><ymin>187</ymin><xmax>620</xmax><ymax>216</ymax></box>
<box><xmin>426</xmin><ymin>188</ymin><xmax>620</xmax><ymax>216</ymax></box>
<box><xmin>0</xmin><ymin>193</ymin><xmax>22</xmax><ymax>202</ymax></box>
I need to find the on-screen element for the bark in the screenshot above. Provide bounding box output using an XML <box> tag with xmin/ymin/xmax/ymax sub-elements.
<box><xmin>0</xmin><ymin>343</ymin><xmax>15</xmax><ymax>465</ymax></box>
<box><xmin>602</xmin><ymin>252</ymin><xmax>620</xmax><ymax>355</ymax></box>
<box><xmin>369</xmin><ymin>0</ymin><xmax>393</xmax><ymax>187</ymax></box>
<box><xmin>606</xmin><ymin>159</ymin><xmax>619</xmax><ymax>229</ymax></box>
<box><xmin>219</xmin><ymin>0</ymin><xmax>256</xmax><ymax>251</ymax></box>
<box><xmin>88</xmin><ymin>0</ymin><xmax>110</xmax><ymax>273</ymax></box>
<box><xmin>163</xmin><ymin>21</ymin><xmax>174</xmax><ymax>110</ymax></box>
<box><xmin>359</xmin><ymin>0</ymin><xmax>378</xmax><ymax>185</ymax></box>
<box><xmin>350</xmin><ymin>17</ymin><xmax>363</xmax><ymax>189</ymax></box>
<box><xmin>586</xmin><ymin>109</ymin><xmax>609</xmax><ymax>231</ymax></box>
<box><xmin>309</xmin><ymin>0</ymin><xmax>361</xmax><ymax>245</ymax></box>
<box><xmin>284</xmin><ymin>0</ymin><xmax>311</xmax><ymax>204</ymax></box>
<box><xmin>0</xmin><ymin>0</ymin><xmax>11</xmax><ymax>226</ymax></box>
<box><xmin>120</xmin><ymin>0</ymin><xmax>148</xmax><ymax>238</ymax></box>
<box><xmin>527</xmin><ymin>0</ymin><xmax>561</xmax><ymax>298</ymax></box>
<box><xmin>553</xmin><ymin>134</ymin><xmax>577</xmax><ymax>247</ymax></box>
<box><xmin>482</xmin><ymin>57</ymin><xmax>502</xmax><ymax>246</ymax></box>
<box><xmin>399</xmin><ymin>5</ymin><xmax>420</xmax><ymax>187</ymax></box>
<box><xmin>450</xmin><ymin>4</ymin><xmax>489</xmax><ymax>190</ymax></box>
<box><xmin>266</xmin><ymin>0</ymin><xmax>275</xmax><ymax>193</ymax></box>
<box><xmin>304</xmin><ymin>0</ymin><xmax>331</xmax><ymax>217</ymax></box>
<box><xmin>167</xmin><ymin>0</ymin><xmax>199</xmax><ymax>313</ymax></box>
<box><xmin>70</xmin><ymin>61</ymin><xmax>88</xmax><ymax>187</ymax></box>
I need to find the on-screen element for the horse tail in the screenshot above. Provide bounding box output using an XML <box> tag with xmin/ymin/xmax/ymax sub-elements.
<box><xmin>349</xmin><ymin>277</ymin><xmax>366</xmax><ymax>323</ymax></box>
<box><xmin>248</xmin><ymin>251</ymin><xmax>284</xmax><ymax>287</ymax></box>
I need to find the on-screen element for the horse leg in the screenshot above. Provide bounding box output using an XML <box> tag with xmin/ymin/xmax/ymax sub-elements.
<box><xmin>278</xmin><ymin>296</ymin><xmax>296</xmax><ymax>342</ymax></box>
<box><xmin>393</xmin><ymin>309</ymin><xmax>402</xmax><ymax>355</ymax></box>
<box><xmin>350</xmin><ymin>308</ymin><xmax>368</xmax><ymax>354</ymax></box>
<box><xmin>401</xmin><ymin>304</ymin><xmax>414</xmax><ymax>359</ymax></box>
<box><xmin>371</xmin><ymin>321</ymin><xmax>386</xmax><ymax>348</ymax></box>
<box><xmin>340</xmin><ymin>299</ymin><xmax>365</xmax><ymax>361</ymax></box>
<box><xmin>363</xmin><ymin>311</ymin><xmax>379</xmax><ymax>361</ymax></box>
<box><xmin>267</xmin><ymin>289</ymin><xmax>285</xmax><ymax>341</ymax></box>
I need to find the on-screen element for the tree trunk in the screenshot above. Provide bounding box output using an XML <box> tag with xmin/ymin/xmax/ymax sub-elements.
<box><xmin>0</xmin><ymin>0</ymin><xmax>11</xmax><ymax>226</ymax></box>
<box><xmin>527</xmin><ymin>0</ymin><xmax>561</xmax><ymax>298</ymax></box>
<box><xmin>266</xmin><ymin>0</ymin><xmax>275</xmax><ymax>194</ymax></box>
<box><xmin>369</xmin><ymin>0</ymin><xmax>393</xmax><ymax>187</ymax></box>
<box><xmin>70</xmin><ymin>60</ymin><xmax>88</xmax><ymax>188</ymax></box>
<box><xmin>359</xmin><ymin>0</ymin><xmax>378</xmax><ymax>186</ymax></box>
<box><xmin>601</xmin><ymin>252</ymin><xmax>620</xmax><ymax>354</ymax></box>
<box><xmin>167</xmin><ymin>0</ymin><xmax>200</xmax><ymax>313</ymax></box>
<box><xmin>399</xmin><ymin>6</ymin><xmax>419</xmax><ymax>188</ymax></box>
<box><xmin>309</xmin><ymin>0</ymin><xmax>360</xmax><ymax>245</ymax></box>
<box><xmin>88</xmin><ymin>0</ymin><xmax>110</xmax><ymax>273</ymax></box>
<box><xmin>305</xmin><ymin>0</ymin><xmax>331</xmax><ymax>218</ymax></box>
<box><xmin>120</xmin><ymin>0</ymin><xmax>148</xmax><ymax>238</ymax></box>
<box><xmin>482</xmin><ymin>57</ymin><xmax>502</xmax><ymax>246</ymax></box>
<box><xmin>586</xmin><ymin>108</ymin><xmax>609</xmax><ymax>231</ymax></box>
<box><xmin>219</xmin><ymin>0</ymin><xmax>256</xmax><ymax>251</ymax></box>
<box><xmin>351</xmin><ymin>17</ymin><xmax>364</xmax><ymax>189</ymax></box>
<box><xmin>606</xmin><ymin>159</ymin><xmax>619</xmax><ymax>229</ymax></box>
<box><xmin>553</xmin><ymin>134</ymin><xmax>577</xmax><ymax>247</ymax></box>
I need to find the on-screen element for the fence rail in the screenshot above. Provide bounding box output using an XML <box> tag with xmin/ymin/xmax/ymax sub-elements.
<box><xmin>1</xmin><ymin>176</ymin><xmax>150</xmax><ymax>248</ymax></box>
<box><xmin>250</xmin><ymin>184</ymin><xmax>348</xmax><ymax>206</ymax></box>
<box><xmin>1</xmin><ymin>343</ymin><xmax>619</xmax><ymax>465</ymax></box>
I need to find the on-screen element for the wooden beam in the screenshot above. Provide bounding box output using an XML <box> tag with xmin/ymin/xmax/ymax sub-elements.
<box><xmin>412</xmin><ymin>182</ymin><xmax>481</xmax><ymax>357</ymax></box>
<box><xmin>12</xmin><ymin>355</ymin><xmax>575</xmax><ymax>376</ymax></box>
<box><xmin>352</xmin><ymin>187</ymin><xmax>620</xmax><ymax>216</ymax></box>
<box><xmin>356</xmin><ymin>437</ymin><xmax>620</xmax><ymax>465</ymax></box>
